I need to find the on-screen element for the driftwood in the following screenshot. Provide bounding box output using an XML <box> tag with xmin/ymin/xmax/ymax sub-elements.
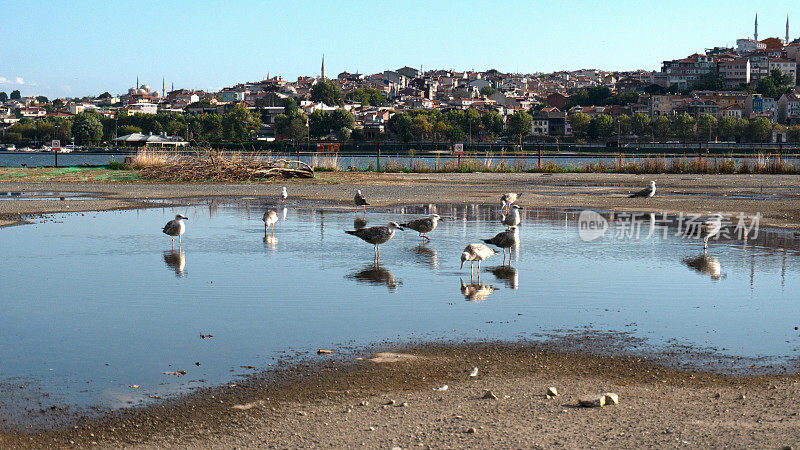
<box><xmin>138</xmin><ymin>153</ymin><xmax>314</xmax><ymax>182</ymax></box>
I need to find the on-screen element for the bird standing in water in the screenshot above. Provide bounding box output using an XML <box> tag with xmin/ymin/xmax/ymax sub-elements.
<box><xmin>482</xmin><ymin>226</ymin><xmax>519</xmax><ymax>265</ymax></box>
<box><xmin>163</xmin><ymin>214</ymin><xmax>188</xmax><ymax>248</ymax></box>
<box><xmin>501</xmin><ymin>205</ymin><xmax>522</xmax><ymax>229</ymax></box>
<box><xmin>346</xmin><ymin>222</ymin><xmax>404</xmax><ymax>260</ymax></box>
<box><xmin>263</xmin><ymin>210</ymin><xmax>278</xmax><ymax>235</ymax></box>
<box><xmin>460</xmin><ymin>243</ymin><xmax>497</xmax><ymax>275</ymax></box>
<box><xmin>281</xmin><ymin>186</ymin><xmax>288</xmax><ymax>202</ymax></box>
<box><xmin>500</xmin><ymin>192</ymin><xmax>522</xmax><ymax>212</ymax></box>
<box><xmin>354</xmin><ymin>190</ymin><xmax>369</xmax><ymax>215</ymax></box>
<box><xmin>401</xmin><ymin>214</ymin><xmax>442</xmax><ymax>242</ymax></box>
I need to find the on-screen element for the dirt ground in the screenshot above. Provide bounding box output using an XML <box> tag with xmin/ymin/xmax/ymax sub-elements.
<box><xmin>1</xmin><ymin>171</ymin><xmax>799</xmax><ymax>448</ymax></box>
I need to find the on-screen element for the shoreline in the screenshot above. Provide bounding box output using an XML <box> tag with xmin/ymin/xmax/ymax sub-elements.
<box><xmin>2</xmin><ymin>342</ymin><xmax>799</xmax><ymax>448</ymax></box>
<box><xmin>1</xmin><ymin>172</ymin><xmax>799</xmax><ymax>447</ymax></box>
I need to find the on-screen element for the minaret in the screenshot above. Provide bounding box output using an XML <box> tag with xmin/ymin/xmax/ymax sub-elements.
<box><xmin>754</xmin><ymin>12</ymin><xmax>759</xmax><ymax>41</ymax></box>
<box><xmin>162</xmin><ymin>77</ymin><xmax>165</xmax><ymax>97</ymax></box>
<box><xmin>136</xmin><ymin>75</ymin><xmax>139</xmax><ymax>88</ymax></box>
<box><xmin>321</xmin><ymin>54</ymin><xmax>325</xmax><ymax>79</ymax></box>
<box><xmin>787</xmin><ymin>15</ymin><xmax>790</xmax><ymax>45</ymax></box>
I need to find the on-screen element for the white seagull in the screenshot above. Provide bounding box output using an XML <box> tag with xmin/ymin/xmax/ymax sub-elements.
<box><xmin>629</xmin><ymin>181</ymin><xmax>656</xmax><ymax>198</ymax></box>
<box><xmin>162</xmin><ymin>214</ymin><xmax>188</xmax><ymax>247</ymax></box>
<box><xmin>460</xmin><ymin>243</ymin><xmax>497</xmax><ymax>275</ymax></box>
<box><xmin>501</xmin><ymin>205</ymin><xmax>522</xmax><ymax>229</ymax></box>
<box><xmin>281</xmin><ymin>186</ymin><xmax>288</xmax><ymax>202</ymax></box>
<box><xmin>700</xmin><ymin>213</ymin><xmax>723</xmax><ymax>250</ymax></box>
<box><xmin>500</xmin><ymin>192</ymin><xmax>522</xmax><ymax>211</ymax></box>
<box><xmin>354</xmin><ymin>190</ymin><xmax>369</xmax><ymax>214</ymax></box>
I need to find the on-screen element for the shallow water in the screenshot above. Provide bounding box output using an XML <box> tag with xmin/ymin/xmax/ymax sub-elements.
<box><xmin>1</xmin><ymin>201</ymin><xmax>799</xmax><ymax>426</ymax></box>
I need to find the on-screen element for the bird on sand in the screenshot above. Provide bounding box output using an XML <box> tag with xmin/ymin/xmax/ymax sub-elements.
<box><xmin>460</xmin><ymin>243</ymin><xmax>497</xmax><ymax>274</ymax></box>
<box><xmin>354</xmin><ymin>190</ymin><xmax>369</xmax><ymax>214</ymax></box>
<box><xmin>262</xmin><ymin>210</ymin><xmax>278</xmax><ymax>234</ymax></box>
<box><xmin>163</xmin><ymin>214</ymin><xmax>188</xmax><ymax>247</ymax></box>
<box><xmin>401</xmin><ymin>214</ymin><xmax>442</xmax><ymax>242</ymax></box>
<box><xmin>345</xmin><ymin>222</ymin><xmax>404</xmax><ymax>259</ymax></box>
<box><xmin>482</xmin><ymin>227</ymin><xmax>519</xmax><ymax>265</ymax></box>
<box><xmin>281</xmin><ymin>186</ymin><xmax>288</xmax><ymax>202</ymax></box>
<box><xmin>501</xmin><ymin>205</ymin><xmax>522</xmax><ymax>229</ymax></box>
<box><xmin>500</xmin><ymin>192</ymin><xmax>522</xmax><ymax>211</ymax></box>
<box><xmin>628</xmin><ymin>181</ymin><xmax>656</xmax><ymax>198</ymax></box>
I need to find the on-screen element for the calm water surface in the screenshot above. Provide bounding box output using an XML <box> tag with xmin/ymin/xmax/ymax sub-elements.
<box><xmin>1</xmin><ymin>201</ymin><xmax>799</xmax><ymax>424</ymax></box>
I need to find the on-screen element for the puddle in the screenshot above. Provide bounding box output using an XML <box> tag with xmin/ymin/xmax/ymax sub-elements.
<box><xmin>0</xmin><ymin>201</ymin><xmax>799</xmax><ymax>428</ymax></box>
<box><xmin>0</xmin><ymin>191</ymin><xmax>102</xmax><ymax>201</ymax></box>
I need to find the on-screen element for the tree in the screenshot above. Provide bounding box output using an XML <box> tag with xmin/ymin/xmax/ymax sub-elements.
<box><xmin>717</xmin><ymin>116</ymin><xmax>736</xmax><ymax>141</ymax></box>
<box><xmin>310</xmin><ymin>79</ymin><xmax>344</xmax><ymax>106</ymax></box>
<box><xmin>98</xmin><ymin>92</ymin><xmax>112</xmax><ymax>99</ymax></box>
<box><xmin>445</xmin><ymin>124</ymin><xmax>466</xmax><ymax>143</ymax></box>
<box><xmin>691</xmin><ymin>68</ymin><xmax>725</xmax><ymax>91</ymax></box>
<box><xmin>10</xmin><ymin>90</ymin><xmax>21</xmax><ymax>100</ymax></box>
<box><xmin>733</xmin><ymin>118</ymin><xmax>750</xmax><ymax>142</ymax></box>
<box><xmin>0</xmin><ymin>92</ymin><xmax>7</xmax><ymax>102</ymax></box>
<box><xmin>569</xmin><ymin>113</ymin><xmax>591</xmax><ymax>138</ymax></box>
<box><xmin>36</xmin><ymin>121</ymin><xmax>56</xmax><ymax>141</ymax></box>
<box><xmin>35</xmin><ymin>96</ymin><xmax>48</xmax><ymax>104</ymax></box>
<box><xmin>222</xmin><ymin>104</ymin><xmax>261</xmax><ymax>141</ymax></box>
<box><xmin>345</xmin><ymin>88</ymin><xmax>385</xmax><ymax>106</ymax></box>
<box><xmin>480</xmin><ymin>86</ymin><xmax>497</xmax><ymax>96</ymax></box>
<box><xmin>337</xmin><ymin>126</ymin><xmax>351</xmax><ymax>142</ymax></box>
<box><xmin>788</xmin><ymin>125</ymin><xmax>800</xmax><ymax>143</ymax></box>
<box><xmin>746</xmin><ymin>117</ymin><xmax>771</xmax><ymax>142</ymax></box>
<box><xmin>507</xmin><ymin>111</ymin><xmax>533</xmax><ymax>146</ymax></box>
<box><xmin>589</xmin><ymin>114</ymin><xmax>614</xmax><ymax>139</ymax></box>
<box><xmin>308</xmin><ymin>110</ymin><xmax>330</xmax><ymax>137</ymax></box>
<box><xmin>118</xmin><ymin>125</ymin><xmax>142</xmax><ymax>136</ymax></box>
<box><xmin>388</xmin><ymin>112</ymin><xmax>413</xmax><ymax>142</ymax></box>
<box><xmin>463</xmin><ymin>108</ymin><xmax>482</xmax><ymax>141</ymax></box>
<box><xmin>631</xmin><ymin>113</ymin><xmax>651</xmax><ymax>138</ymax></box>
<box><xmin>72</xmin><ymin>112</ymin><xmax>103</xmax><ymax>145</ymax></box>
<box><xmin>52</xmin><ymin>98</ymin><xmax>63</xmax><ymax>109</ymax></box>
<box><xmin>481</xmin><ymin>111</ymin><xmax>503</xmax><ymax>140</ymax></box>
<box><xmin>329</xmin><ymin>108</ymin><xmax>355</xmax><ymax>131</ymax></box>
<box><xmin>411</xmin><ymin>115</ymin><xmax>432</xmax><ymax>140</ymax></box>
<box><xmin>697</xmin><ymin>114</ymin><xmax>717</xmax><ymax>141</ymax></box>
<box><xmin>652</xmin><ymin>116</ymin><xmax>671</xmax><ymax>141</ymax></box>
<box><xmin>672</xmin><ymin>113</ymin><xmax>695</xmax><ymax>142</ymax></box>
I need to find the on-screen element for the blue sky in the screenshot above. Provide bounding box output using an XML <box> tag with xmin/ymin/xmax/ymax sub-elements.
<box><xmin>1</xmin><ymin>1</ymin><xmax>796</xmax><ymax>98</ymax></box>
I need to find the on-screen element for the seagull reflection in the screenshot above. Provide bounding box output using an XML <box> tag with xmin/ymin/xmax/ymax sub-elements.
<box><xmin>460</xmin><ymin>278</ymin><xmax>497</xmax><ymax>302</ymax></box>
<box><xmin>163</xmin><ymin>249</ymin><xmax>186</xmax><ymax>277</ymax></box>
<box><xmin>354</xmin><ymin>216</ymin><xmax>368</xmax><ymax>230</ymax></box>
<box><xmin>263</xmin><ymin>234</ymin><xmax>278</xmax><ymax>250</ymax></box>
<box><xmin>412</xmin><ymin>244</ymin><xmax>438</xmax><ymax>267</ymax></box>
<box><xmin>347</xmin><ymin>264</ymin><xmax>400</xmax><ymax>291</ymax></box>
<box><xmin>489</xmin><ymin>265</ymin><xmax>518</xmax><ymax>289</ymax></box>
<box><xmin>683</xmin><ymin>252</ymin><xmax>723</xmax><ymax>280</ymax></box>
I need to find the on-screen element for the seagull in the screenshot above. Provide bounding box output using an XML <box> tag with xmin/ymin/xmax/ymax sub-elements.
<box><xmin>500</xmin><ymin>192</ymin><xmax>522</xmax><ymax>211</ymax></box>
<box><xmin>699</xmin><ymin>213</ymin><xmax>723</xmax><ymax>250</ymax></box>
<box><xmin>460</xmin><ymin>243</ymin><xmax>497</xmax><ymax>274</ymax></box>
<box><xmin>262</xmin><ymin>210</ymin><xmax>278</xmax><ymax>234</ymax></box>
<box><xmin>482</xmin><ymin>227</ymin><xmax>519</xmax><ymax>265</ymax></box>
<box><xmin>628</xmin><ymin>181</ymin><xmax>656</xmax><ymax>198</ymax></box>
<box><xmin>354</xmin><ymin>190</ymin><xmax>369</xmax><ymax>214</ymax></box>
<box><xmin>501</xmin><ymin>205</ymin><xmax>522</xmax><ymax>229</ymax></box>
<box><xmin>469</xmin><ymin>367</ymin><xmax>479</xmax><ymax>377</ymax></box>
<box><xmin>162</xmin><ymin>214</ymin><xmax>188</xmax><ymax>247</ymax></box>
<box><xmin>345</xmin><ymin>222</ymin><xmax>404</xmax><ymax>259</ymax></box>
<box><xmin>401</xmin><ymin>214</ymin><xmax>442</xmax><ymax>241</ymax></box>
<box><xmin>281</xmin><ymin>186</ymin><xmax>288</xmax><ymax>202</ymax></box>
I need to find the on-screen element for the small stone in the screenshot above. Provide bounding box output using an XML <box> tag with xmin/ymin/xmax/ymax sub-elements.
<box><xmin>400</xmin><ymin>402</ymin><xmax>408</xmax><ymax>407</ymax></box>
<box><xmin>602</xmin><ymin>393</ymin><xmax>619</xmax><ymax>405</ymax></box>
<box><xmin>386</xmin><ymin>399</ymin><xmax>396</xmax><ymax>405</ymax></box>
<box><xmin>360</xmin><ymin>401</ymin><xmax>369</xmax><ymax>406</ymax></box>
<box><xmin>739</xmin><ymin>394</ymin><xmax>746</xmax><ymax>400</ymax></box>
<box><xmin>482</xmin><ymin>390</ymin><xmax>498</xmax><ymax>400</ymax></box>
<box><xmin>578</xmin><ymin>394</ymin><xmax>606</xmax><ymax>407</ymax></box>
<box><xmin>368</xmin><ymin>426</ymin><xmax>375</xmax><ymax>431</ymax></box>
<box><xmin>713</xmin><ymin>393</ymin><xmax>721</xmax><ymax>399</ymax></box>
<box><xmin>345</xmin><ymin>408</ymin><xmax>352</xmax><ymax>413</ymax></box>
<box><xmin>297</xmin><ymin>411</ymin><xmax>307</xmax><ymax>416</ymax></box>
<box><xmin>546</xmin><ymin>387</ymin><xmax>558</xmax><ymax>397</ymax></box>
<box><xmin>466</xmin><ymin>427</ymin><xmax>476</xmax><ymax>434</ymax></box>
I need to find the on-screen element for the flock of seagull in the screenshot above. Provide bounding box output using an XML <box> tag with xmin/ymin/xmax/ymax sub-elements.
<box><xmin>161</xmin><ymin>180</ymin><xmax>723</xmax><ymax>275</ymax></box>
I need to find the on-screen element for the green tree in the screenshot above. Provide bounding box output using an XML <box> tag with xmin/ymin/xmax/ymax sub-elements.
<box><xmin>507</xmin><ymin>111</ymin><xmax>533</xmax><ymax>146</ymax></box>
<box><xmin>631</xmin><ymin>113</ymin><xmax>651</xmax><ymax>138</ymax></box>
<box><xmin>310</xmin><ymin>79</ymin><xmax>344</xmax><ymax>106</ymax></box>
<box><xmin>480</xmin><ymin>86</ymin><xmax>497</xmax><ymax>96</ymax></box>
<box><xmin>652</xmin><ymin>116</ymin><xmax>671</xmax><ymax>141</ymax></box>
<box><xmin>337</xmin><ymin>126</ymin><xmax>351</xmax><ymax>142</ymax></box>
<box><xmin>52</xmin><ymin>98</ymin><xmax>63</xmax><ymax>109</ymax></box>
<box><xmin>568</xmin><ymin>113</ymin><xmax>591</xmax><ymax>138</ymax></box>
<box><xmin>98</xmin><ymin>92</ymin><xmax>112</xmax><ymax>99</ymax></box>
<box><xmin>589</xmin><ymin>114</ymin><xmax>614</xmax><ymax>139</ymax></box>
<box><xmin>35</xmin><ymin>96</ymin><xmax>48</xmax><ymax>104</ymax></box>
<box><xmin>733</xmin><ymin>118</ymin><xmax>750</xmax><ymax>142</ymax></box>
<box><xmin>672</xmin><ymin>113</ymin><xmax>695</xmax><ymax>142</ymax></box>
<box><xmin>411</xmin><ymin>115</ymin><xmax>432</xmax><ymax>140</ymax></box>
<box><xmin>464</xmin><ymin>108</ymin><xmax>482</xmax><ymax>141</ymax></box>
<box><xmin>72</xmin><ymin>112</ymin><xmax>104</xmax><ymax>145</ymax></box>
<box><xmin>308</xmin><ymin>110</ymin><xmax>330</xmax><ymax>137</ymax></box>
<box><xmin>329</xmin><ymin>108</ymin><xmax>355</xmax><ymax>131</ymax></box>
<box><xmin>0</xmin><ymin>92</ymin><xmax>7</xmax><ymax>102</ymax></box>
<box><xmin>345</xmin><ymin>88</ymin><xmax>385</xmax><ymax>106</ymax></box>
<box><xmin>118</xmin><ymin>125</ymin><xmax>142</xmax><ymax>136</ymax></box>
<box><xmin>746</xmin><ymin>117</ymin><xmax>771</xmax><ymax>142</ymax></box>
<box><xmin>717</xmin><ymin>116</ymin><xmax>736</xmax><ymax>141</ymax></box>
<box><xmin>445</xmin><ymin>124</ymin><xmax>466</xmax><ymax>143</ymax></box>
<box><xmin>388</xmin><ymin>112</ymin><xmax>413</xmax><ymax>142</ymax></box>
<box><xmin>222</xmin><ymin>104</ymin><xmax>261</xmax><ymax>141</ymax></box>
<box><xmin>697</xmin><ymin>114</ymin><xmax>717</xmax><ymax>140</ymax></box>
<box><xmin>691</xmin><ymin>68</ymin><xmax>725</xmax><ymax>91</ymax></box>
<box><xmin>10</xmin><ymin>90</ymin><xmax>21</xmax><ymax>100</ymax></box>
<box><xmin>614</xmin><ymin>114</ymin><xmax>631</xmax><ymax>136</ymax></box>
<box><xmin>788</xmin><ymin>125</ymin><xmax>800</xmax><ymax>143</ymax></box>
<box><xmin>36</xmin><ymin>121</ymin><xmax>55</xmax><ymax>141</ymax></box>
<box><xmin>2</xmin><ymin>132</ymin><xmax>22</xmax><ymax>144</ymax></box>
<box><xmin>481</xmin><ymin>110</ymin><xmax>503</xmax><ymax>140</ymax></box>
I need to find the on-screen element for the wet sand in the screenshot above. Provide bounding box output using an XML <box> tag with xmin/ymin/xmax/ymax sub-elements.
<box><xmin>1</xmin><ymin>172</ymin><xmax>799</xmax><ymax>447</ymax></box>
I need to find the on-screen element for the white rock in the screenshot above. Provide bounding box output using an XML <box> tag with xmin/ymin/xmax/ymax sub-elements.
<box><xmin>602</xmin><ymin>393</ymin><xmax>619</xmax><ymax>405</ymax></box>
<box><xmin>578</xmin><ymin>394</ymin><xmax>605</xmax><ymax>407</ymax></box>
<box><xmin>546</xmin><ymin>387</ymin><xmax>558</xmax><ymax>397</ymax></box>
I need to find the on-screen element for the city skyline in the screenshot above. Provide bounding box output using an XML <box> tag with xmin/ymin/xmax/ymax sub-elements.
<box><xmin>2</xmin><ymin>1</ymin><xmax>799</xmax><ymax>98</ymax></box>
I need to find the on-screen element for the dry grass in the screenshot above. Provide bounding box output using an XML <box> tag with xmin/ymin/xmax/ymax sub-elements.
<box><xmin>311</xmin><ymin>154</ymin><xmax>340</xmax><ymax>171</ymax></box>
<box><xmin>130</xmin><ymin>148</ymin><xmax>181</xmax><ymax>170</ymax></box>
<box><xmin>136</xmin><ymin>150</ymin><xmax>313</xmax><ymax>181</ymax></box>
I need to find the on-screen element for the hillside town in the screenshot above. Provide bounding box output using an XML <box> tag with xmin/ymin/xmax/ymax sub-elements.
<box><xmin>4</xmin><ymin>13</ymin><xmax>800</xmax><ymax>149</ymax></box>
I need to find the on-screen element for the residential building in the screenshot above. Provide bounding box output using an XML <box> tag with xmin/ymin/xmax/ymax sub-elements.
<box><xmin>769</xmin><ymin>58</ymin><xmax>797</xmax><ymax>80</ymax></box>
<box><xmin>777</xmin><ymin>90</ymin><xmax>800</xmax><ymax>123</ymax></box>
<box><xmin>718</xmin><ymin>58</ymin><xmax>751</xmax><ymax>87</ymax></box>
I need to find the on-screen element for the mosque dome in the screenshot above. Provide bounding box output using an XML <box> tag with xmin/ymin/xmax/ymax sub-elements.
<box><xmin>141</xmin><ymin>84</ymin><xmax>151</xmax><ymax>93</ymax></box>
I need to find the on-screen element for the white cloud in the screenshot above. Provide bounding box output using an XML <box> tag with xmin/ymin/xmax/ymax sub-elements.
<box><xmin>0</xmin><ymin>76</ymin><xmax>33</xmax><ymax>86</ymax></box>
<box><xmin>14</xmin><ymin>77</ymin><xmax>24</xmax><ymax>85</ymax></box>
<box><xmin>0</xmin><ymin>77</ymin><xmax>8</xmax><ymax>83</ymax></box>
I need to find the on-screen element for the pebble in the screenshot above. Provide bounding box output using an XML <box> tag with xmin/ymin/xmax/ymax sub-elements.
<box><xmin>386</xmin><ymin>399</ymin><xmax>396</xmax><ymax>405</ymax></box>
<box><xmin>739</xmin><ymin>394</ymin><xmax>747</xmax><ymax>400</ymax></box>
<box><xmin>578</xmin><ymin>394</ymin><xmax>605</xmax><ymax>408</ymax></box>
<box><xmin>297</xmin><ymin>411</ymin><xmax>307</xmax><ymax>416</ymax></box>
<box><xmin>602</xmin><ymin>393</ymin><xmax>620</xmax><ymax>405</ymax></box>
<box><xmin>360</xmin><ymin>401</ymin><xmax>369</xmax><ymax>406</ymax></box>
<box><xmin>482</xmin><ymin>390</ymin><xmax>498</xmax><ymax>400</ymax></box>
<box><xmin>368</xmin><ymin>426</ymin><xmax>375</xmax><ymax>431</ymax></box>
<box><xmin>546</xmin><ymin>387</ymin><xmax>559</xmax><ymax>397</ymax></box>
<box><xmin>400</xmin><ymin>402</ymin><xmax>408</xmax><ymax>407</ymax></box>
<box><xmin>466</xmin><ymin>427</ymin><xmax>476</xmax><ymax>434</ymax></box>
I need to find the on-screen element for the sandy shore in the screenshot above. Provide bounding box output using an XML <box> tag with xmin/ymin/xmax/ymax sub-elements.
<box><xmin>1</xmin><ymin>172</ymin><xmax>799</xmax><ymax>447</ymax></box>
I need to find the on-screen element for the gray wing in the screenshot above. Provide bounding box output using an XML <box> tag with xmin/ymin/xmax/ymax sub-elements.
<box><xmin>492</xmin><ymin>230</ymin><xmax>517</xmax><ymax>247</ymax></box>
<box><xmin>355</xmin><ymin>193</ymin><xmax>369</xmax><ymax>206</ymax></box>
<box><xmin>629</xmin><ymin>186</ymin><xmax>652</xmax><ymax>198</ymax></box>
<box><xmin>402</xmin><ymin>218</ymin><xmax>431</xmax><ymax>232</ymax></box>
<box><xmin>349</xmin><ymin>226</ymin><xmax>391</xmax><ymax>244</ymax></box>
<box><xmin>163</xmin><ymin>220</ymin><xmax>179</xmax><ymax>235</ymax></box>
